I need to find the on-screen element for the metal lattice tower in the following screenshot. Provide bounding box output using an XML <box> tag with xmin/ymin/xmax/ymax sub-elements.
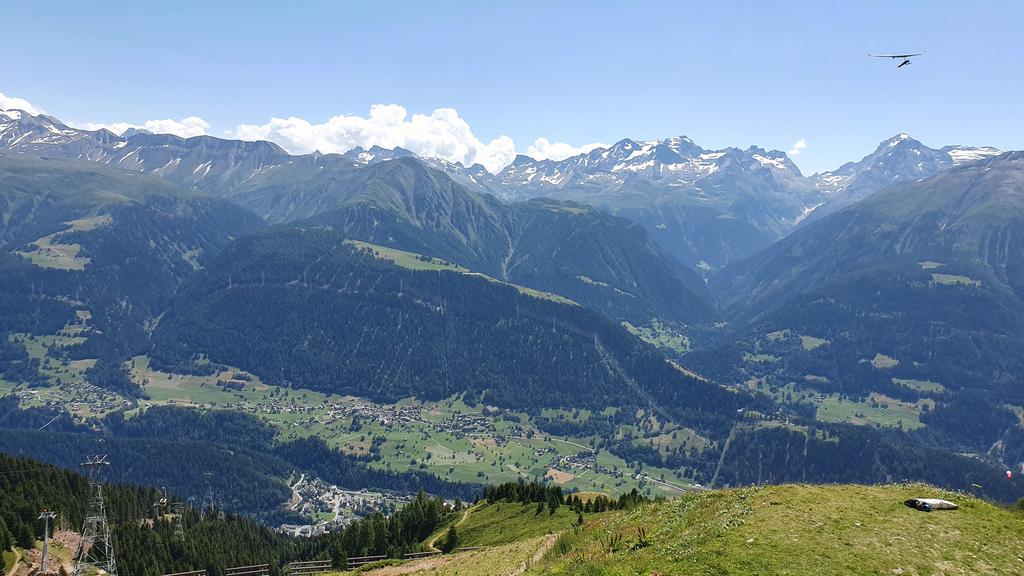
<box><xmin>38</xmin><ymin>509</ymin><xmax>57</xmax><ymax>574</ymax></box>
<box><xmin>200</xmin><ymin>471</ymin><xmax>222</xmax><ymax>521</ymax></box>
<box><xmin>74</xmin><ymin>455</ymin><xmax>117</xmax><ymax>576</ymax></box>
<box><xmin>152</xmin><ymin>486</ymin><xmax>187</xmax><ymax>540</ymax></box>
<box><xmin>153</xmin><ymin>486</ymin><xmax>169</xmax><ymax>520</ymax></box>
<box><xmin>171</xmin><ymin>500</ymin><xmax>186</xmax><ymax>540</ymax></box>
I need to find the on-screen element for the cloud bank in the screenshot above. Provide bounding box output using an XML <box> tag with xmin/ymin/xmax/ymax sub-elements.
<box><xmin>788</xmin><ymin>138</ymin><xmax>807</xmax><ymax>156</ymax></box>
<box><xmin>1</xmin><ymin>91</ymin><xmax>620</xmax><ymax>173</ymax></box>
<box><xmin>232</xmin><ymin>105</ymin><xmax>517</xmax><ymax>174</ymax></box>
<box><xmin>527</xmin><ymin>137</ymin><xmax>609</xmax><ymax>161</ymax></box>
<box><xmin>72</xmin><ymin>117</ymin><xmax>211</xmax><ymax>139</ymax></box>
<box><xmin>0</xmin><ymin>91</ymin><xmax>45</xmax><ymax>115</ymax></box>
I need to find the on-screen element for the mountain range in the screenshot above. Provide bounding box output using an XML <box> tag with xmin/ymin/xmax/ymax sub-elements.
<box><xmin>2</xmin><ymin>103</ymin><xmax>1022</xmax><ymax>506</ymax></box>
<box><xmin>1</xmin><ymin>108</ymin><xmax>1002</xmax><ymax>271</ymax></box>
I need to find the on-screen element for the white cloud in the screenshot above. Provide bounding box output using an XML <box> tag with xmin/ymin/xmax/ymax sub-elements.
<box><xmin>0</xmin><ymin>91</ymin><xmax>45</xmax><ymax>115</ymax></box>
<box><xmin>71</xmin><ymin>116</ymin><xmax>211</xmax><ymax>138</ymax></box>
<box><xmin>3</xmin><ymin>93</ymin><xmax>610</xmax><ymax>173</ymax></box>
<box><xmin>788</xmin><ymin>138</ymin><xmax>807</xmax><ymax>156</ymax></box>
<box><xmin>231</xmin><ymin>104</ymin><xmax>517</xmax><ymax>174</ymax></box>
<box><xmin>526</xmin><ymin>137</ymin><xmax>608</xmax><ymax>161</ymax></box>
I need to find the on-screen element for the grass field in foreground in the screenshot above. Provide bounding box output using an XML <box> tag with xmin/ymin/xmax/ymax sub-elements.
<box><xmin>354</xmin><ymin>535</ymin><xmax>554</xmax><ymax>575</ymax></box>
<box><xmin>531</xmin><ymin>483</ymin><xmax>1024</xmax><ymax>576</ymax></box>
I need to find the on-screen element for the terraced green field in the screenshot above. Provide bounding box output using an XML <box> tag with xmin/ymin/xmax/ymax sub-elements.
<box><xmin>345</xmin><ymin>240</ymin><xmax>470</xmax><ymax>272</ymax></box>
<box><xmin>816</xmin><ymin>392</ymin><xmax>925</xmax><ymax>430</ymax></box>
<box><xmin>622</xmin><ymin>319</ymin><xmax>691</xmax><ymax>354</ymax></box>
<box><xmin>347</xmin><ymin>239</ymin><xmax>577</xmax><ymax>305</ymax></box>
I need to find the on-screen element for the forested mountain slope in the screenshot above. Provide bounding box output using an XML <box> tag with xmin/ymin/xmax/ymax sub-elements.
<box><xmin>149</xmin><ymin>227</ymin><xmax>745</xmax><ymax>437</ymax></box>
<box><xmin>0</xmin><ymin>154</ymin><xmax>266</xmax><ymax>369</ymax></box>
<box><xmin>300</xmin><ymin>157</ymin><xmax>715</xmax><ymax>325</ymax></box>
<box><xmin>698</xmin><ymin>152</ymin><xmax>1024</xmax><ymax>465</ymax></box>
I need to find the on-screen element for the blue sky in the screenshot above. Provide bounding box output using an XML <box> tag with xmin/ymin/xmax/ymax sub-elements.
<box><xmin>2</xmin><ymin>0</ymin><xmax>1021</xmax><ymax>173</ymax></box>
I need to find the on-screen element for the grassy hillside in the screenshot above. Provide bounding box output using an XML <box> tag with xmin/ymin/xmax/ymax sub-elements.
<box><xmin>450</xmin><ymin>501</ymin><xmax>579</xmax><ymax>548</ymax></box>
<box><xmin>532</xmin><ymin>484</ymin><xmax>1024</xmax><ymax>575</ymax></box>
<box><xmin>353</xmin><ymin>484</ymin><xmax>1024</xmax><ymax>575</ymax></box>
<box><xmin>345</xmin><ymin>239</ymin><xmax>576</xmax><ymax>304</ymax></box>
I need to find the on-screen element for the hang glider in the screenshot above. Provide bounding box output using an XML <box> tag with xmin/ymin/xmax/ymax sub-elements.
<box><xmin>869</xmin><ymin>51</ymin><xmax>925</xmax><ymax>68</ymax></box>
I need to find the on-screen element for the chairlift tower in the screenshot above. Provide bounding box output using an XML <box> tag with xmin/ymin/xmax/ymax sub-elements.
<box><xmin>74</xmin><ymin>455</ymin><xmax>117</xmax><ymax>576</ymax></box>
<box><xmin>200</xmin><ymin>472</ymin><xmax>222</xmax><ymax>521</ymax></box>
<box><xmin>171</xmin><ymin>499</ymin><xmax>186</xmax><ymax>540</ymax></box>
<box><xmin>153</xmin><ymin>486</ymin><xmax>169</xmax><ymax>519</ymax></box>
<box><xmin>38</xmin><ymin>509</ymin><xmax>58</xmax><ymax>574</ymax></box>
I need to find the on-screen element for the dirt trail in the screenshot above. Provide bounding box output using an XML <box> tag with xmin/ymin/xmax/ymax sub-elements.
<box><xmin>511</xmin><ymin>532</ymin><xmax>560</xmax><ymax>576</ymax></box>
<box><xmin>363</xmin><ymin>533</ymin><xmax>560</xmax><ymax>576</ymax></box>
<box><xmin>426</xmin><ymin>502</ymin><xmax>482</xmax><ymax>551</ymax></box>
<box><xmin>363</xmin><ymin>554</ymin><xmax>456</xmax><ymax>575</ymax></box>
<box><xmin>5</xmin><ymin>549</ymin><xmax>20</xmax><ymax>576</ymax></box>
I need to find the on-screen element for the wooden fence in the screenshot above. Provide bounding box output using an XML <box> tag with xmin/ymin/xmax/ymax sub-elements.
<box><xmin>226</xmin><ymin>564</ymin><xmax>270</xmax><ymax>576</ymax></box>
<box><xmin>162</xmin><ymin>571</ymin><xmax>207</xmax><ymax>576</ymax></box>
<box><xmin>286</xmin><ymin>560</ymin><xmax>332</xmax><ymax>576</ymax></box>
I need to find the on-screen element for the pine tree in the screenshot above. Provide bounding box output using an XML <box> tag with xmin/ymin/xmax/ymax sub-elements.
<box><xmin>441</xmin><ymin>526</ymin><xmax>458</xmax><ymax>553</ymax></box>
<box><xmin>0</xmin><ymin>516</ymin><xmax>12</xmax><ymax>551</ymax></box>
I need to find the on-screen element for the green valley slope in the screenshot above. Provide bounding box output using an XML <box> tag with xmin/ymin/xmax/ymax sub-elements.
<box><xmin>703</xmin><ymin>151</ymin><xmax>1024</xmax><ymax>457</ymax></box>
<box><xmin>281</xmin><ymin>157</ymin><xmax>716</xmax><ymax>326</ymax></box>
<box><xmin>0</xmin><ymin>154</ymin><xmax>266</xmax><ymax>378</ymax></box>
<box><xmin>150</xmin><ymin>226</ymin><xmax>747</xmax><ymax>437</ymax></box>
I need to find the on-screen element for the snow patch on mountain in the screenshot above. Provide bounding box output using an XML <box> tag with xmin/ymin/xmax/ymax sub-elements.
<box><xmin>943</xmin><ymin>146</ymin><xmax>1002</xmax><ymax>165</ymax></box>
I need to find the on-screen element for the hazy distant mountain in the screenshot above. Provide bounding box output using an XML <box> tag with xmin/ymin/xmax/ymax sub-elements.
<box><xmin>720</xmin><ymin>150</ymin><xmax>1024</xmax><ymax>323</ymax></box>
<box><xmin>807</xmin><ymin>133</ymin><xmax>1002</xmax><ymax>222</ymax></box>
<box><xmin>0</xmin><ymin>108</ymin><xmax>290</xmax><ymax>196</ymax></box>
<box><xmin>432</xmin><ymin>135</ymin><xmax>1003</xmax><ymax>271</ymax></box>
<box><xmin>427</xmin><ymin>137</ymin><xmax>817</xmax><ymax>271</ymax></box>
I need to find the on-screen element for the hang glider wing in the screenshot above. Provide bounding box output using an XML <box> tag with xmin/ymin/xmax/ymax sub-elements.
<box><xmin>869</xmin><ymin>52</ymin><xmax>925</xmax><ymax>59</ymax></box>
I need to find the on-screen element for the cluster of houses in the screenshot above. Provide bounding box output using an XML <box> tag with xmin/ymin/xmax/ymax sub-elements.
<box><xmin>13</xmin><ymin>380</ymin><xmax>133</xmax><ymax>422</ymax></box>
<box><xmin>559</xmin><ymin>450</ymin><xmax>626</xmax><ymax>480</ymax></box>
<box><xmin>278</xmin><ymin>475</ymin><xmax>415</xmax><ymax>537</ymax></box>
<box><xmin>438</xmin><ymin>412</ymin><xmax>495</xmax><ymax>436</ymax></box>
